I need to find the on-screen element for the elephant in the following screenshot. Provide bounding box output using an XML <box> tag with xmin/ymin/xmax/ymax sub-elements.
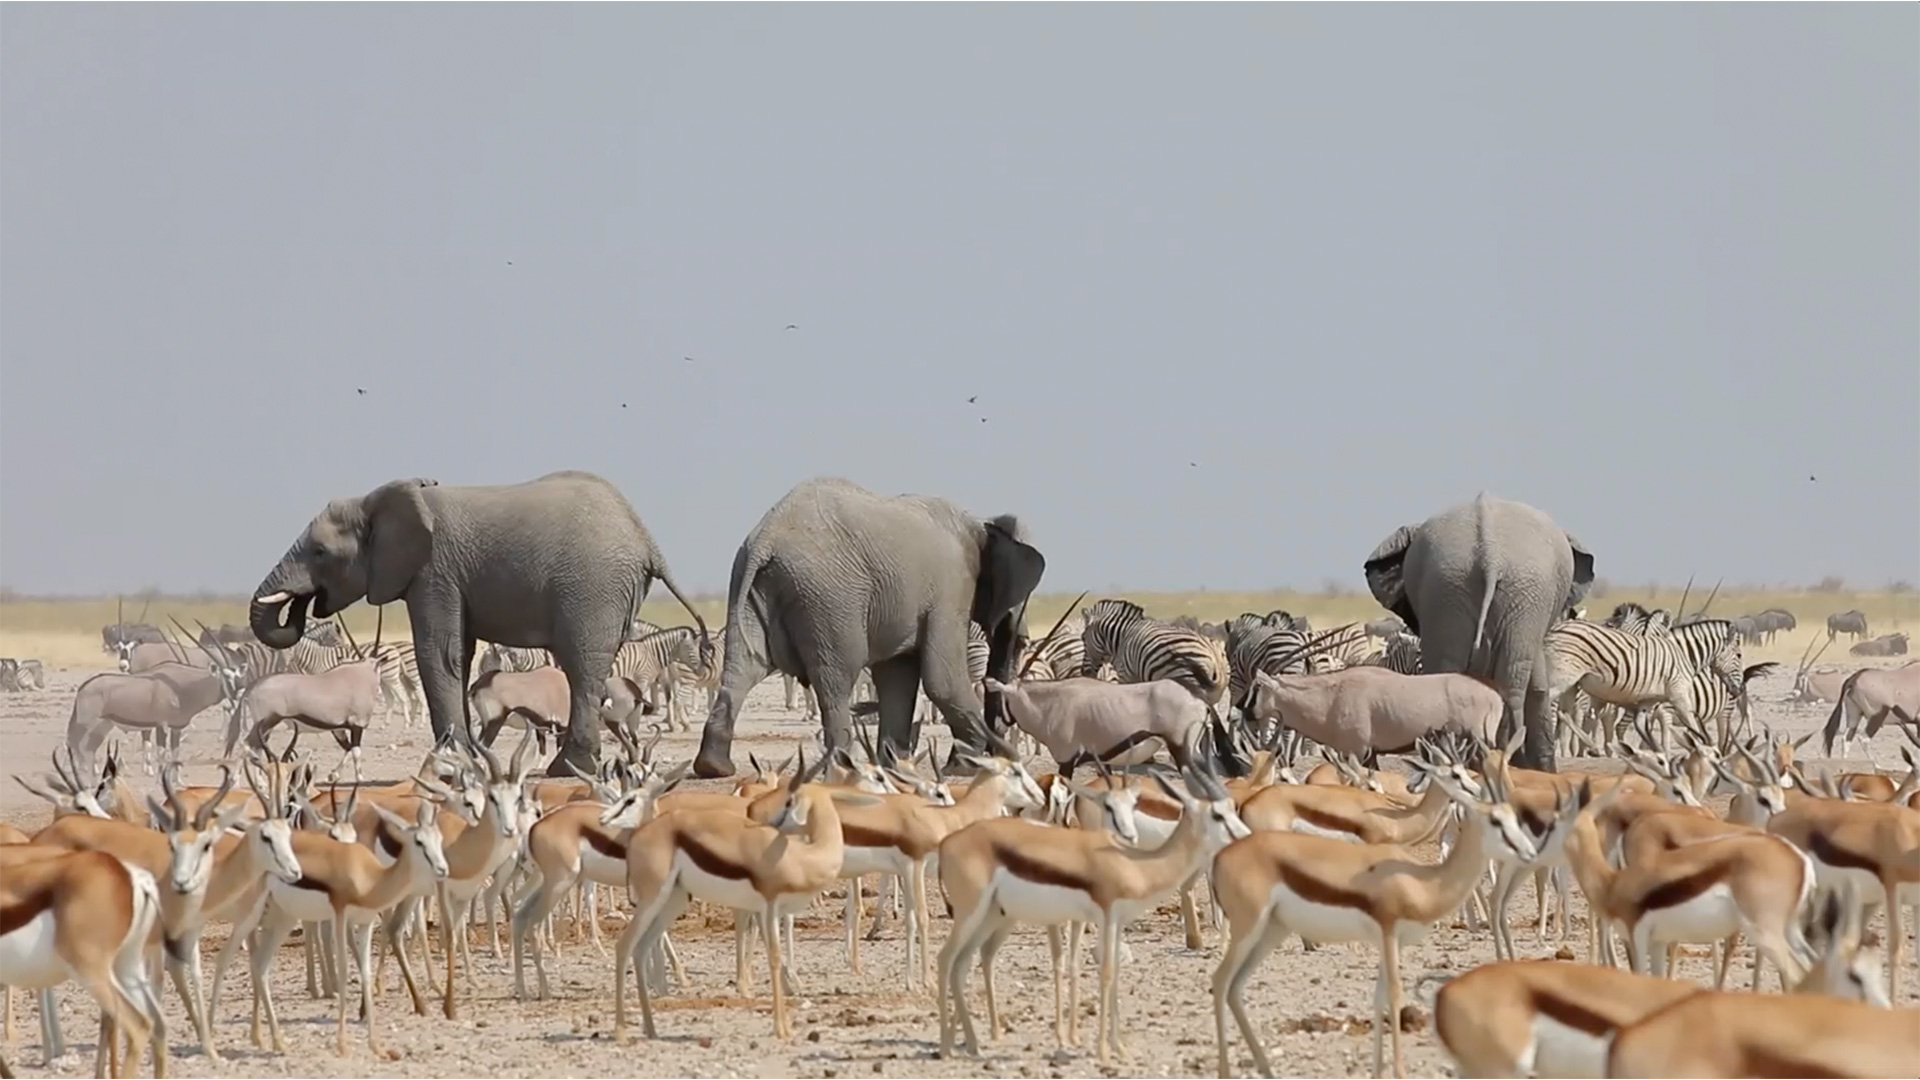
<box><xmin>248</xmin><ymin>471</ymin><xmax>708</xmax><ymax>777</ymax></box>
<box><xmin>692</xmin><ymin>477</ymin><xmax>1045</xmax><ymax>778</ymax></box>
<box><xmin>1363</xmin><ymin>492</ymin><xmax>1594</xmax><ymax>771</ymax></box>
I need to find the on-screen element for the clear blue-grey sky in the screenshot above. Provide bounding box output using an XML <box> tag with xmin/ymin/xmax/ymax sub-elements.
<box><xmin>2</xmin><ymin>5</ymin><xmax>1915</xmax><ymax>597</ymax></box>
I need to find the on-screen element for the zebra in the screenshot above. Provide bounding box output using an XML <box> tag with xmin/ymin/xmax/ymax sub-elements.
<box><xmin>1375</xmin><ymin>631</ymin><xmax>1423</xmax><ymax>675</ymax></box>
<box><xmin>1303</xmin><ymin>622</ymin><xmax>1377</xmax><ymax>672</ymax></box>
<box><xmin>1023</xmin><ymin>612</ymin><xmax>1086</xmax><ymax>682</ymax></box>
<box><xmin>1602</xmin><ymin>602</ymin><xmax>1675</xmax><ymax>634</ymax></box>
<box><xmin>368</xmin><ymin>641</ymin><xmax>426</xmax><ymax>728</ymax></box>
<box><xmin>1081</xmin><ymin>598</ymin><xmax>1227</xmax><ymax>707</ymax></box>
<box><xmin>476</xmin><ymin>643</ymin><xmax>554</xmax><ymax>678</ymax></box>
<box><xmin>608</xmin><ymin>627</ymin><xmax>707</xmax><ymax>731</ymax></box>
<box><xmin>1224</xmin><ymin>619</ymin><xmax>1313</xmax><ymax>711</ymax></box>
<box><xmin>1542</xmin><ymin>618</ymin><xmax>1745</xmax><ymax>751</ymax></box>
<box><xmin>212</xmin><ymin>636</ymin><xmax>353</xmax><ymax>683</ymax></box>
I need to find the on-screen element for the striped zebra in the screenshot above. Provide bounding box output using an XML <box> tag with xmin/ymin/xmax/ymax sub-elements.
<box><xmin>1224</xmin><ymin>617</ymin><xmax>1313</xmax><ymax>709</ymax></box>
<box><xmin>1081</xmin><ymin>598</ymin><xmax>1227</xmax><ymax>707</ymax></box>
<box><xmin>1373</xmin><ymin>631</ymin><xmax>1423</xmax><ymax>675</ymax></box>
<box><xmin>1022</xmin><ymin>612</ymin><xmax>1086</xmax><ymax>682</ymax></box>
<box><xmin>1542</xmin><ymin>618</ymin><xmax>1744</xmax><ymax>751</ymax></box>
<box><xmin>215</xmin><ymin>636</ymin><xmax>353</xmax><ymax>682</ymax></box>
<box><xmin>608</xmin><ymin>627</ymin><xmax>707</xmax><ymax>731</ymax></box>
<box><xmin>368</xmin><ymin>642</ymin><xmax>426</xmax><ymax>729</ymax></box>
<box><xmin>1302</xmin><ymin>622</ymin><xmax>1378</xmax><ymax>672</ymax></box>
<box><xmin>476</xmin><ymin>643</ymin><xmax>554</xmax><ymax>678</ymax></box>
<box><xmin>1603</xmin><ymin>602</ymin><xmax>1674</xmax><ymax>634</ymax></box>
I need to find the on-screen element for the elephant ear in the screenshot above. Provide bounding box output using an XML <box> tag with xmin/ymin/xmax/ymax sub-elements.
<box><xmin>1362</xmin><ymin>523</ymin><xmax>1420</xmax><ymax>634</ymax></box>
<box><xmin>365</xmin><ymin>479</ymin><xmax>437</xmax><ymax>605</ymax></box>
<box><xmin>1563</xmin><ymin>530</ymin><xmax>1596</xmax><ymax>608</ymax></box>
<box><xmin>972</xmin><ymin>516</ymin><xmax>1046</xmax><ymax>629</ymax></box>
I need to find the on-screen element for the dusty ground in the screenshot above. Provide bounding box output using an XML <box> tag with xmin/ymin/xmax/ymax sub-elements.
<box><xmin>2</xmin><ymin>657</ymin><xmax>1917</xmax><ymax>1079</ymax></box>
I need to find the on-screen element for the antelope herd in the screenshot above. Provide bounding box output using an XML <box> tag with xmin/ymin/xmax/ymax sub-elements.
<box><xmin>1</xmin><ymin>600</ymin><xmax>1917</xmax><ymax>1079</ymax></box>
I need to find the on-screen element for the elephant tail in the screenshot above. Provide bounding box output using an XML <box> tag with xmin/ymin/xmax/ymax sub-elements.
<box><xmin>1468</xmin><ymin>563</ymin><xmax>1499</xmax><ymax>673</ymax></box>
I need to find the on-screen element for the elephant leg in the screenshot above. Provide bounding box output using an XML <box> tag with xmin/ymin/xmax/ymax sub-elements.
<box><xmin>550</xmin><ymin>634</ymin><xmax>620</xmax><ymax>780</ymax></box>
<box><xmin>414</xmin><ymin>617</ymin><xmax>475</xmax><ymax>749</ymax></box>
<box><xmin>1512</xmin><ymin>651</ymin><xmax>1555</xmax><ymax>772</ymax></box>
<box><xmin>920</xmin><ymin>620</ymin><xmax>990</xmax><ymax>757</ymax></box>
<box><xmin>869</xmin><ymin>657</ymin><xmax>922</xmax><ymax>767</ymax></box>
<box><xmin>695</xmin><ymin>616</ymin><xmax>775</xmax><ymax>779</ymax></box>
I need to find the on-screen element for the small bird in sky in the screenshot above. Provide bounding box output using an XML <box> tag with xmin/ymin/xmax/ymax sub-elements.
<box><xmin>684</xmin><ymin>356</ymin><xmax>695</xmax><ymax>362</ymax></box>
<box><xmin>967</xmin><ymin>395</ymin><xmax>977</xmax><ymax>404</ymax></box>
<box><xmin>785</xmin><ymin>324</ymin><xmax>798</xmax><ymax>330</ymax></box>
<box><xmin>1190</xmin><ymin>461</ymin><xmax>1198</xmax><ymax>467</ymax></box>
<box><xmin>621</xmin><ymin>403</ymin><xmax>628</xmax><ymax>409</ymax></box>
<box><xmin>980</xmin><ymin>417</ymin><xmax>988</xmax><ymax>423</ymax></box>
<box><xmin>1808</xmin><ymin>475</ymin><xmax>1817</xmax><ymax>482</ymax></box>
<box><xmin>506</xmin><ymin>260</ymin><xmax>513</xmax><ymax>266</ymax></box>
<box><xmin>356</xmin><ymin>388</ymin><xmax>367</xmax><ymax>396</ymax></box>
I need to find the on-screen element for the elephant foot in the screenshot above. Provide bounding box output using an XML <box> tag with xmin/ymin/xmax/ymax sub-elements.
<box><xmin>691</xmin><ymin>747</ymin><xmax>737</xmax><ymax>779</ymax></box>
<box><xmin>544</xmin><ymin>743</ymin><xmax>598</xmax><ymax>780</ymax></box>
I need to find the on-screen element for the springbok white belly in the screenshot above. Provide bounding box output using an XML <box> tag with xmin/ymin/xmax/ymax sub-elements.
<box><xmin>267</xmin><ymin>879</ymin><xmax>338</xmax><ymax>923</ymax></box>
<box><xmin>673</xmin><ymin>856</ymin><xmax>767</xmax><ymax>913</ymax></box>
<box><xmin>0</xmin><ymin>910</ymin><xmax>65</xmax><ymax>989</ymax></box>
<box><xmin>1639</xmin><ymin>883</ymin><xmax>1740</xmax><ymax>945</ymax></box>
<box><xmin>1528</xmin><ymin>1014</ymin><xmax>1613</xmax><ymax>1078</ymax></box>
<box><xmin>1290</xmin><ymin>819</ymin><xmax>1362</xmax><ymax>843</ymax></box>
<box><xmin>987</xmin><ymin>869</ymin><xmax>1101</xmax><ymax>926</ymax></box>
<box><xmin>578</xmin><ymin>841</ymin><xmax>627</xmax><ymax>887</ymax></box>
<box><xmin>839</xmin><ymin>846</ymin><xmax>907</xmax><ymax>880</ymax></box>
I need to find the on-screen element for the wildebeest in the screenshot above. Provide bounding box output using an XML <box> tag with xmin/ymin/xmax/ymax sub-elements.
<box><xmin>1827</xmin><ymin>609</ymin><xmax>1870</xmax><ymax>641</ymax></box>
<box><xmin>1850</xmin><ymin>632</ymin><xmax>1910</xmax><ymax>658</ymax></box>
<box><xmin>1755</xmin><ymin>607</ymin><xmax>1797</xmax><ymax>644</ymax></box>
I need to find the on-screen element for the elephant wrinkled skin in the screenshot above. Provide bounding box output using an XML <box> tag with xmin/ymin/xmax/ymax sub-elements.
<box><xmin>1363</xmin><ymin>493</ymin><xmax>1594</xmax><ymax>771</ymax></box>
<box><xmin>249</xmin><ymin>471</ymin><xmax>707</xmax><ymax>778</ymax></box>
<box><xmin>693</xmin><ymin>477</ymin><xmax>1045</xmax><ymax>778</ymax></box>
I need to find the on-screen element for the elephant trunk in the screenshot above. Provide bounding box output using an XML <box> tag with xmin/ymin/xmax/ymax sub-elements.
<box><xmin>250</xmin><ymin>588</ymin><xmax>311</xmax><ymax>649</ymax></box>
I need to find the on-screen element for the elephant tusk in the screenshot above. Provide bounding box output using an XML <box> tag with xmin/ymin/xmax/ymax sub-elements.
<box><xmin>254</xmin><ymin>591</ymin><xmax>293</xmax><ymax>605</ymax></box>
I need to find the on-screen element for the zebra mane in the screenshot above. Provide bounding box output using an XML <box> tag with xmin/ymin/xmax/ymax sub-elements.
<box><xmin>1088</xmin><ymin>597</ymin><xmax>1146</xmax><ymax>620</ymax></box>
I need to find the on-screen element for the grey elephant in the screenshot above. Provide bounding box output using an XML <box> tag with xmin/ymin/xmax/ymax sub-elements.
<box><xmin>249</xmin><ymin>471</ymin><xmax>708</xmax><ymax>776</ymax></box>
<box><xmin>1363</xmin><ymin>493</ymin><xmax>1594</xmax><ymax>771</ymax></box>
<box><xmin>692</xmin><ymin>477</ymin><xmax>1045</xmax><ymax>778</ymax></box>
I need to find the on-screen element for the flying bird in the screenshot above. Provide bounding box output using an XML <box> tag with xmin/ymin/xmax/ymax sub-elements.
<box><xmin>356</xmin><ymin>388</ymin><xmax>367</xmax><ymax>396</ymax></box>
<box><xmin>1808</xmin><ymin>475</ymin><xmax>1817</xmax><ymax>482</ymax></box>
<box><xmin>785</xmin><ymin>324</ymin><xmax>798</xmax><ymax>330</ymax></box>
<box><xmin>967</xmin><ymin>395</ymin><xmax>977</xmax><ymax>404</ymax></box>
<box><xmin>1189</xmin><ymin>461</ymin><xmax>1198</xmax><ymax>468</ymax></box>
<box><xmin>506</xmin><ymin>260</ymin><xmax>513</xmax><ymax>266</ymax></box>
<box><xmin>684</xmin><ymin>356</ymin><xmax>695</xmax><ymax>362</ymax></box>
